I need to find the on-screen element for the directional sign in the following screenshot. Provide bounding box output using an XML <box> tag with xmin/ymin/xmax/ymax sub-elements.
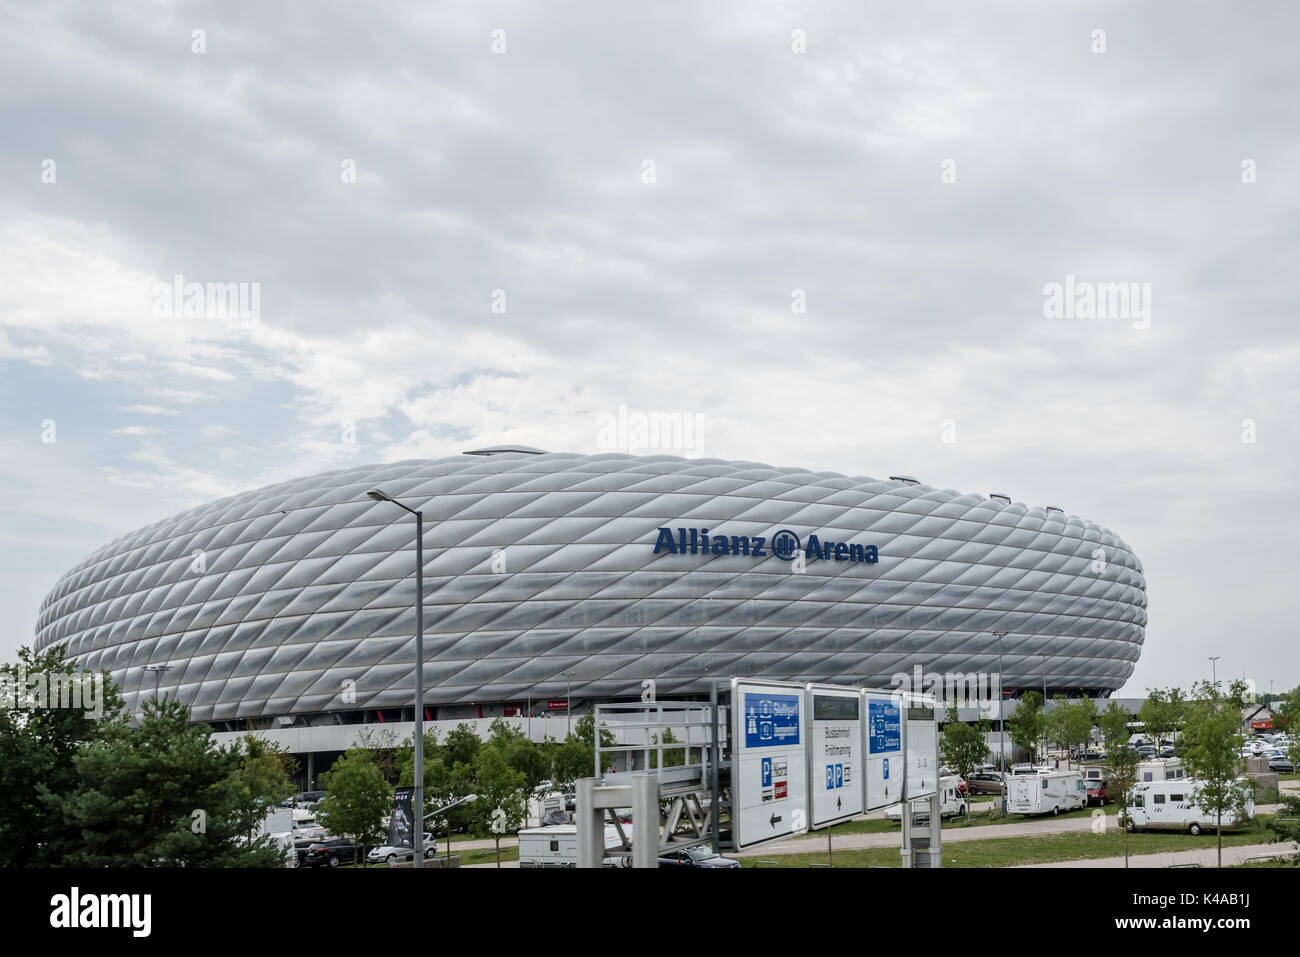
<box><xmin>904</xmin><ymin>693</ymin><xmax>939</xmax><ymax>800</ymax></box>
<box><xmin>732</xmin><ymin>679</ymin><xmax>808</xmax><ymax>850</ymax></box>
<box><xmin>490</xmin><ymin>807</ymin><xmax>508</xmax><ymax>835</ymax></box>
<box><xmin>862</xmin><ymin>691</ymin><xmax>904</xmax><ymax>810</ymax></box>
<box><xmin>807</xmin><ymin>684</ymin><xmax>863</xmax><ymax>828</ymax></box>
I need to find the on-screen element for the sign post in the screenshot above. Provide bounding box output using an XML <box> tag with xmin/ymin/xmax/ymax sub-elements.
<box><xmin>806</xmin><ymin>683</ymin><xmax>863</xmax><ymax>830</ymax></box>
<box><xmin>863</xmin><ymin>690</ymin><xmax>904</xmax><ymax>810</ymax></box>
<box><xmin>730</xmin><ymin>678</ymin><xmax>808</xmax><ymax>850</ymax></box>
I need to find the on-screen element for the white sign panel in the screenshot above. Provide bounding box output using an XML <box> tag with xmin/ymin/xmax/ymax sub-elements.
<box><xmin>731</xmin><ymin>678</ymin><xmax>808</xmax><ymax>850</ymax></box>
<box><xmin>806</xmin><ymin>684</ymin><xmax>863</xmax><ymax>828</ymax></box>
<box><xmin>904</xmin><ymin>693</ymin><xmax>939</xmax><ymax>800</ymax></box>
<box><xmin>862</xmin><ymin>689</ymin><xmax>904</xmax><ymax>811</ymax></box>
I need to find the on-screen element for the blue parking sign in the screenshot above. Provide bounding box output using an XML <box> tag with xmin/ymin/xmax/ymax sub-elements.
<box><xmin>835</xmin><ymin>764</ymin><xmax>844</xmax><ymax>788</ymax></box>
<box><xmin>825</xmin><ymin>764</ymin><xmax>834</xmax><ymax>789</ymax></box>
<box><xmin>883</xmin><ymin>758</ymin><xmax>890</xmax><ymax>779</ymax></box>
<box><xmin>761</xmin><ymin>757</ymin><xmax>772</xmax><ymax>787</ymax></box>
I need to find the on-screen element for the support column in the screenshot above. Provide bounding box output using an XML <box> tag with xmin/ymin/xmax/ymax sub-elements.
<box><xmin>927</xmin><ymin>792</ymin><xmax>943</xmax><ymax>868</ymax></box>
<box><xmin>575</xmin><ymin>778</ymin><xmax>604</xmax><ymax>868</ymax></box>
<box><xmin>631</xmin><ymin>774</ymin><xmax>658</xmax><ymax>869</ymax></box>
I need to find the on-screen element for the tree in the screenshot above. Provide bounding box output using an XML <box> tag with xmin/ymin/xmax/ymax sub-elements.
<box><xmin>1139</xmin><ymin>688</ymin><xmax>1178</xmax><ymax>748</ymax></box>
<box><xmin>552</xmin><ymin>712</ymin><xmax>617</xmax><ymax>788</ymax></box>
<box><xmin>0</xmin><ymin>644</ymin><xmax>126</xmax><ymax>867</ymax></box>
<box><xmin>1007</xmin><ymin>692</ymin><xmax>1047</xmax><ymax>763</ymax></box>
<box><xmin>1058</xmin><ymin>697</ymin><xmax>1097</xmax><ymax>769</ymax></box>
<box><xmin>396</xmin><ymin>727</ymin><xmax>451</xmax><ymax>824</ymax></box>
<box><xmin>648</xmin><ymin>727</ymin><xmax>687</xmax><ymax>769</ymax></box>
<box><xmin>316</xmin><ymin>749</ymin><xmax>392</xmax><ymax>866</ymax></box>
<box><xmin>472</xmin><ymin>741</ymin><xmax>528</xmax><ymax>867</ymax></box>
<box><xmin>1181</xmin><ymin>680</ymin><xmax>1254</xmax><ymax>868</ymax></box>
<box><xmin>1099</xmin><ymin>700</ymin><xmax>1140</xmax><ymax>867</ymax></box>
<box><xmin>940</xmin><ymin>707</ymin><xmax>990</xmax><ymax>818</ymax></box>
<box><xmin>486</xmin><ymin>718</ymin><xmax>550</xmax><ymax>789</ymax></box>
<box><xmin>444</xmin><ymin>723</ymin><xmax>481</xmax><ymax>768</ymax></box>
<box><xmin>355</xmin><ymin>726</ymin><xmax>400</xmax><ymax>783</ymax></box>
<box><xmin>232</xmin><ymin>734</ymin><xmax>299</xmax><ymax>843</ymax></box>
<box><xmin>43</xmin><ymin>697</ymin><xmax>283</xmax><ymax>867</ymax></box>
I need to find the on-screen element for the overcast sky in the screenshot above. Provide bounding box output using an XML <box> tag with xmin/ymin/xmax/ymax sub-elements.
<box><xmin>2</xmin><ymin>1</ymin><xmax>1296</xmax><ymax>698</ymax></box>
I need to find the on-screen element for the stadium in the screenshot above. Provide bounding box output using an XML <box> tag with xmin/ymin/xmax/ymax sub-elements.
<box><xmin>35</xmin><ymin>448</ymin><xmax>1147</xmax><ymax>735</ymax></box>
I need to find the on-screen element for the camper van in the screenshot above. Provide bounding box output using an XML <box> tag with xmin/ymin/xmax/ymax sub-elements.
<box><xmin>517</xmin><ymin>824</ymin><xmax>623</xmax><ymax>867</ymax></box>
<box><xmin>1135</xmin><ymin>758</ymin><xmax>1185</xmax><ymax>783</ymax></box>
<box><xmin>1120</xmin><ymin>779</ymin><xmax>1255</xmax><ymax>835</ymax></box>
<box><xmin>1006</xmin><ymin>769</ymin><xmax>1086</xmax><ymax>816</ymax></box>
<box><xmin>884</xmin><ymin>775</ymin><xmax>967</xmax><ymax>822</ymax></box>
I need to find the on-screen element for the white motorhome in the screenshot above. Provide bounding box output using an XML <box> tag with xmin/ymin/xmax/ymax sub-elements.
<box><xmin>1136</xmin><ymin>758</ymin><xmax>1185</xmax><ymax>783</ymax></box>
<box><xmin>1006</xmin><ymin>769</ymin><xmax>1086</xmax><ymax>816</ymax></box>
<box><xmin>517</xmin><ymin>824</ymin><xmax>622</xmax><ymax>867</ymax></box>
<box><xmin>885</xmin><ymin>775</ymin><xmax>967</xmax><ymax>821</ymax></box>
<box><xmin>1121</xmin><ymin>779</ymin><xmax>1255</xmax><ymax>835</ymax></box>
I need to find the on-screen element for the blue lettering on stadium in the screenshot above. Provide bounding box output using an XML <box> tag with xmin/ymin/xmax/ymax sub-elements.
<box><xmin>652</xmin><ymin>527</ymin><xmax>879</xmax><ymax>563</ymax></box>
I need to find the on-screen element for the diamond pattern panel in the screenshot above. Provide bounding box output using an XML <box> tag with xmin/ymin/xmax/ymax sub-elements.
<box><xmin>34</xmin><ymin>453</ymin><xmax>1147</xmax><ymax>721</ymax></box>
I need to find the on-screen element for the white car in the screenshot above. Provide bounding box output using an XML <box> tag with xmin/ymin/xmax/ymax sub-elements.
<box><xmin>367</xmin><ymin>832</ymin><xmax>437</xmax><ymax>865</ymax></box>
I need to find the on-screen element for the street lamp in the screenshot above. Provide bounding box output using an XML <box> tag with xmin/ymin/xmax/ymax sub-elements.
<box><xmin>562</xmin><ymin>670</ymin><xmax>576</xmax><ymax>736</ymax></box>
<box><xmin>366</xmin><ymin>487</ymin><xmax>427</xmax><ymax>869</ymax></box>
<box><xmin>993</xmin><ymin>631</ymin><xmax>1008</xmax><ymax>815</ymax></box>
<box><xmin>1209</xmin><ymin>656</ymin><xmax>1220</xmax><ymax>689</ymax></box>
<box><xmin>142</xmin><ymin>664</ymin><xmax>172</xmax><ymax>714</ymax></box>
<box><xmin>423</xmin><ymin>793</ymin><xmax>478</xmax><ymax>867</ymax></box>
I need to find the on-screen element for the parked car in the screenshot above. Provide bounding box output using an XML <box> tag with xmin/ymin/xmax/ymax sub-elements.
<box><xmin>367</xmin><ymin>833</ymin><xmax>437</xmax><ymax>865</ymax></box>
<box><xmin>1086</xmin><ymin>778</ymin><xmax>1113</xmax><ymax>806</ymax></box>
<box><xmin>1269</xmin><ymin>756</ymin><xmax>1295</xmax><ymax>774</ymax></box>
<box><xmin>564</xmin><ymin>792</ymin><xmax>576</xmax><ymax>812</ymax></box>
<box><xmin>1077</xmin><ymin>749</ymin><xmax>1104</xmax><ymax>762</ymax></box>
<box><xmin>967</xmin><ymin>772</ymin><xmax>1005</xmax><ymax>794</ymax></box>
<box><xmin>303</xmin><ymin>837</ymin><xmax>368</xmax><ymax>868</ymax></box>
<box><xmin>1158</xmin><ymin>746</ymin><xmax>1176</xmax><ymax>758</ymax></box>
<box><xmin>658</xmin><ymin>846</ymin><xmax>741</xmax><ymax>868</ymax></box>
<box><xmin>293</xmin><ymin>790</ymin><xmax>325</xmax><ymax>808</ymax></box>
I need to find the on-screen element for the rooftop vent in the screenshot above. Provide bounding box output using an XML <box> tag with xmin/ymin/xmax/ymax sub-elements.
<box><xmin>989</xmin><ymin>493</ymin><xmax>1011</xmax><ymax>503</ymax></box>
<box><xmin>889</xmin><ymin>475</ymin><xmax>921</xmax><ymax>485</ymax></box>
<box><xmin>1045</xmin><ymin>505</ymin><xmax>1063</xmax><ymax>514</ymax></box>
<box><xmin>463</xmin><ymin>445</ymin><xmax>548</xmax><ymax>456</ymax></box>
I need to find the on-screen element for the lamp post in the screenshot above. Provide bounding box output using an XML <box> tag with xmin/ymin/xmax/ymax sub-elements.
<box><xmin>423</xmin><ymin>793</ymin><xmax>478</xmax><ymax>867</ymax></box>
<box><xmin>993</xmin><ymin>631</ymin><xmax>1008</xmax><ymax>814</ymax></box>
<box><xmin>142</xmin><ymin>664</ymin><xmax>172</xmax><ymax>714</ymax></box>
<box><xmin>366</xmin><ymin>487</ymin><xmax>427</xmax><ymax>869</ymax></box>
<box><xmin>563</xmin><ymin>670</ymin><xmax>576</xmax><ymax>736</ymax></box>
<box><xmin>1209</xmin><ymin>656</ymin><xmax>1220</xmax><ymax>689</ymax></box>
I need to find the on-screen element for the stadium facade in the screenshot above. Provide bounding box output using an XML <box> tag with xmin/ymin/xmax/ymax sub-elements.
<box><xmin>35</xmin><ymin>450</ymin><xmax>1147</xmax><ymax>731</ymax></box>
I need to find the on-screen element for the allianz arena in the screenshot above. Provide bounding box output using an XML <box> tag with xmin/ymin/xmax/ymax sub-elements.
<box><xmin>35</xmin><ymin>449</ymin><xmax>1147</xmax><ymax>729</ymax></box>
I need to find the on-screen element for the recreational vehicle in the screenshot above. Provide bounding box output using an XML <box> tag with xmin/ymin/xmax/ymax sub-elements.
<box><xmin>1006</xmin><ymin>769</ymin><xmax>1086</xmax><ymax>816</ymax></box>
<box><xmin>1120</xmin><ymin>779</ymin><xmax>1254</xmax><ymax>834</ymax></box>
<box><xmin>517</xmin><ymin>824</ymin><xmax>623</xmax><ymax>867</ymax></box>
<box><xmin>1136</xmin><ymin>758</ymin><xmax>1185</xmax><ymax>782</ymax></box>
<box><xmin>884</xmin><ymin>775</ymin><xmax>967</xmax><ymax>821</ymax></box>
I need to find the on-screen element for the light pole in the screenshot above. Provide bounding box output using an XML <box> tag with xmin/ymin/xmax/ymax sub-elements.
<box><xmin>424</xmin><ymin>793</ymin><xmax>478</xmax><ymax>867</ymax></box>
<box><xmin>366</xmin><ymin>487</ymin><xmax>427</xmax><ymax>869</ymax></box>
<box><xmin>143</xmin><ymin>664</ymin><xmax>172</xmax><ymax>714</ymax></box>
<box><xmin>563</xmin><ymin>670</ymin><xmax>576</xmax><ymax>736</ymax></box>
<box><xmin>993</xmin><ymin>631</ymin><xmax>1008</xmax><ymax>814</ymax></box>
<box><xmin>1209</xmin><ymin>656</ymin><xmax>1220</xmax><ymax>689</ymax></box>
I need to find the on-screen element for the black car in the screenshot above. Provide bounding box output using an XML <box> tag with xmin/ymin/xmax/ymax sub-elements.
<box><xmin>293</xmin><ymin>790</ymin><xmax>325</xmax><ymax>807</ymax></box>
<box><xmin>1269</xmin><ymin>756</ymin><xmax>1295</xmax><ymax>774</ymax></box>
<box><xmin>658</xmin><ymin>846</ymin><xmax>741</xmax><ymax>869</ymax></box>
<box><xmin>303</xmin><ymin>837</ymin><xmax>367</xmax><ymax>868</ymax></box>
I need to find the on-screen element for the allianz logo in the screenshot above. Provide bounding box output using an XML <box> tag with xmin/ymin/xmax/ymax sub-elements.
<box><xmin>652</xmin><ymin>527</ymin><xmax>879</xmax><ymax>563</ymax></box>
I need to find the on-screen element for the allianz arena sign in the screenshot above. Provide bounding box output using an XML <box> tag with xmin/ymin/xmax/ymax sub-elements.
<box><xmin>652</xmin><ymin>526</ymin><xmax>880</xmax><ymax>564</ymax></box>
